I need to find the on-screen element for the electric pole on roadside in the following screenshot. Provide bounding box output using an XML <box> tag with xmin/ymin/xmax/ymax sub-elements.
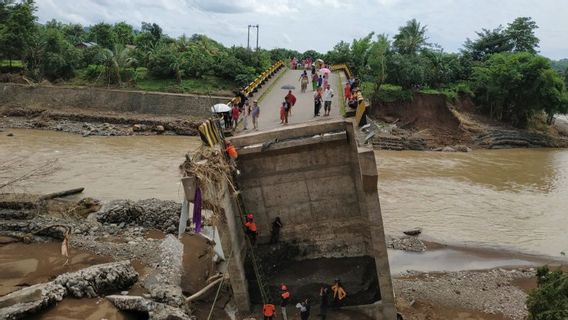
<box><xmin>247</xmin><ymin>24</ymin><xmax>259</xmax><ymax>51</ymax></box>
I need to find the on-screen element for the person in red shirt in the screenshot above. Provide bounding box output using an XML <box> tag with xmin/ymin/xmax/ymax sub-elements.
<box><xmin>344</xmin><ymin>82</ymin><xmax>351</xmax><ymax>103</ymax></box>
<box><xmin>231</xmin><ymin>103</ymin><xmax>240</xmax><ymax>130</ymax></box>
<box><xmin>284</xmin><ymin>90</ymin><xmax>296</xmax><ymax>117</ymax></box>
<box><xmin>280</xmin><ymin>284</ymin><xmax>290</xmax><ymax>320</ymax></box>
<box><xmin>263</xmin><ymin>303</ymin><xmax>276</xmax><ymax>320</ymax></box>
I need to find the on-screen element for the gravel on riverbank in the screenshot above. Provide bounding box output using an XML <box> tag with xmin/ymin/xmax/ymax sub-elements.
<box><xmin>394</xmin><ymin>267</ymin><xmax>536</xmax><ymax>320</ymax></box>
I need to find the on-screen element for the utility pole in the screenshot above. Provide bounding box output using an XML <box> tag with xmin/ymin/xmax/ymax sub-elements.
<box><xmin>247</xmin><ymin>24</ymin><xmax>259</xmax><ymax>51</ymax></box>
<box><xmin>247</xmin><ymin>25</ymin><xmax>251</xmax><ymax>50</ymax></box>
<box><xmin>255</xmin><ymin>24</ymin><xmax>259</xmax><ymax>51</ymax></box>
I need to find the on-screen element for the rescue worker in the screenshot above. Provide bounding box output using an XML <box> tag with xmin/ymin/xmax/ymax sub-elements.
<box><xmin>331</xmin><ymin>278</ymin><xmax>347</xmax><ymax>309</ymax></box>
<box><xmin>280</xmin><ymin>284</ymin><xmax>290</xmax><ymax>320</ymax></box>
<box><xmin>263</xmin><ymin>302</ymin><xmax>276</xmax><ymax>320</ymax></box>
<box><xmin>296</xmin><ymin>298</ymin><xmax>310</xmax><ymax>320</ymax></box>
<box><xmin>319</xmin><ymin>286</ymin><xmax>330</xmax><ymax>319</ymax></box>
<box><xmin>244</xmin><ymin>214</ymin><xmax>257</xmax><ymax>245</ymax></box>
<box><xmin>271</xmin><ymin>217</ymin><xmax>283</xmax><ymax>244</ymax></box>
<box><xmin>225</xmin><ymin>141</ymin><xmax>238</xmax><ymax>160</ymax></box>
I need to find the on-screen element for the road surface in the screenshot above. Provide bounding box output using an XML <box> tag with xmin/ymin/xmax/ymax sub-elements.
<box><xmin>248</xmin><ymin>68</ymin><xmax>343</xmax><ymax>132</ymax></box>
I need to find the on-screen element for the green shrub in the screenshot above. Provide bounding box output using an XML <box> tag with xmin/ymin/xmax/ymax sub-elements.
<box><xmin>376</xmin><ymin>83</ymin><xmax>413</xmax><ymax>102</ymax></box>
<box><xmin>527</xmin><ymin>266</ymin><xmax>568</xmax><ymax>320</ymax></box>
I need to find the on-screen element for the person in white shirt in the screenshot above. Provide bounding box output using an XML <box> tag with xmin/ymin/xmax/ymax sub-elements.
<box><xmin>323</xmin><ymin>84</ymin><xmax>334</xmax><ymax>116</ymax></box>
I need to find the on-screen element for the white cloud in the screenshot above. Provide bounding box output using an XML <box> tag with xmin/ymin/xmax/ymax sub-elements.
<box><xmin>34</xmin><ymin>0</ymin><xmax>568</xmax><ymax>59</ymax></box>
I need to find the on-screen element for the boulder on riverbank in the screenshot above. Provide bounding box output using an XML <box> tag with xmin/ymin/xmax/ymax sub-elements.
<box><xmin>97</xmin><ymin>198</ymin><xmax>181</xmax><ymax>233</ymax></box>
<box><xmin>0</xmin><ymin>261</ymin><xmax>138</xmax><ymax>319</ymax></box>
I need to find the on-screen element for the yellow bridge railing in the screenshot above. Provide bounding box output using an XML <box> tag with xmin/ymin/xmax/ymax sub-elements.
<box><xmin>330</xmin><ymin>64</ymin><xmax>366</xmax><ymax>126</ymax></box>
<box><xmin>227</xmin><ymin>60</ymin><xmax>285</xmax><ymax>106</ymax></box>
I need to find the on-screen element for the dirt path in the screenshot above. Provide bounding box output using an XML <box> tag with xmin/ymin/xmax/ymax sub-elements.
<box><xmin>255</xmin><ymin>68</ymin><xmax>342</xmax><ymax>131</ymax></box>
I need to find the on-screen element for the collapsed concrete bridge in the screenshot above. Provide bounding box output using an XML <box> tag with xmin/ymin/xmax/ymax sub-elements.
<box><xmin>209</xmin><ymin>119</ymin><xmax>396</xmax><ymax>319</ymax></box>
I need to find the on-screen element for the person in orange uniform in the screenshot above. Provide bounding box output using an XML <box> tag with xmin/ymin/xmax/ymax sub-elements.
<box><xmin>280</xmin><ymin>284</ymin><xmax>290</xmax><ymax>320</ymax></box>
<box><xmin>263</xmin><ymin>302</ymin><xmax>276</xmax><ymax>320</ymax></box>
<box><xmin>244</xmin><ymin>214</ymin><xmax>257</xmax><ymax>245</ymax></box>
<box><xmin>225</xmin><ymin>141</ymin><xmax>238</xmax><ymax>160</ymax></box>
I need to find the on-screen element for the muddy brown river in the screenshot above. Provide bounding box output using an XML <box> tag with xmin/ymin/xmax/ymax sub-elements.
<box><xmin>1</xmin><ymin>129</ymin><xmax>567</xmax><ymax>257</ymax></box>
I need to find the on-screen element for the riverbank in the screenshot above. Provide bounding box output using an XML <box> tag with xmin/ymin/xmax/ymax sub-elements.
<box><xmin>368</xmin><ymin>93</ymin><xmax>568</xmax><ymax>151</ymax></box>
<box><xmin>0</xmin><ymin>192</ymin><xmax>563</xmax><ymax>320</ymax></box>
<box><xmin>0</xmin><ymin>106</ymin><xmax>202</xmax><ymax>137</ymax></box>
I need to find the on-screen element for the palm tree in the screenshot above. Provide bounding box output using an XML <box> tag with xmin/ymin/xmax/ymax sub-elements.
<box><xmin>97</xmin><ymin>45</ymin><xmax>136</xmax><ymax>86</ymax></box>
<box><xmin>393</xmin><ymin>19</ymin><xmax>428</xmax><ymax>55</ymax></box>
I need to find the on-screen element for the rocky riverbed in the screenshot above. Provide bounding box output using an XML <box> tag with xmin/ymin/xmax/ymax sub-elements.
<box><xmin>0</xmin><ymin>192</ymin><xmax>557</xmax><ymax>320</ymax></box>
<box><xmin>0</xmin><ymin>107</ymin><xmax>201</xmax><ymax>137</ymax></box>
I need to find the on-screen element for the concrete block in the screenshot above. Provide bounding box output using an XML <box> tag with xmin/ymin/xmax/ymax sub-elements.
<box><xmin>358</xmin><ymin>147</ymin><xmax>379</xmax><ymax>192</ymax></box>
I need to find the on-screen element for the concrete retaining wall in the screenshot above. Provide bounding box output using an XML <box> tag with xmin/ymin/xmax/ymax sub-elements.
<box><xmin>238</xmin><ymin>141</ymin><xmax>371</xmax><ymax>259</ymax></box>
<box><xmin>0</xmin><ymin>83</ymin><xmax>229</xmax><ymax>117</ymax></box>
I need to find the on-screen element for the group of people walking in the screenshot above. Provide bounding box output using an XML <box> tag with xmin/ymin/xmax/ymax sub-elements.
<box><xmin>263</xmin><ymin>280</ymin><xmax>348</xmax><ymax>320</ymax></box>
<box><xmin>228</xmin><ymin>92</ymin><xmax>261</xmax><ymax>131</ymax></box>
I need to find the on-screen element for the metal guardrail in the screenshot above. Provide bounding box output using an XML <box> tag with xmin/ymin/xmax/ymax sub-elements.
<box><xmin>227</xmin><ymin>60</ymin><xmax>285</xmax><ymax>106</ymax></box>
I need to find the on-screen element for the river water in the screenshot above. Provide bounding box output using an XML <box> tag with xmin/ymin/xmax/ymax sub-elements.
<box><xmin>1</xmin><ymin>129</ymin><xmax>567</xmax><ymax>258</ymax></box>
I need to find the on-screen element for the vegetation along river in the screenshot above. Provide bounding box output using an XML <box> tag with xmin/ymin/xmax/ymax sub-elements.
<box><xmin>2</xmin><ymin>129</ymin><xmax>567</xmax><ymax>258</ymax></box>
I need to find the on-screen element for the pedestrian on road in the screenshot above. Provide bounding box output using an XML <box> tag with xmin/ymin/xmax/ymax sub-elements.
<box><xmin>231</xmin><ymin>103</ymin><xmax>240</xmax><ymax>130</ymax></box>
<box><xmin>313</xmin><ymin>87</ymin><xmax>323</xmax><ymax>117</ymax></box>
<box><xmin>323</xmin><ymin>84</ymin><xmax>334</xmax><ymax>116</ymax></box>
<box><xmin>311</xmin><ymin>73</ymin><xmax>318</xmax><ymax>91</ymax></box>
<box><xmin>271</xmin><ymin>217</ymin><xmax>283</xmax><ymax>244</ymax></box>
<box><xmin>280</xmin><ymin>102</ymin><xmax>288</xmax><ymax>124</ymax></box>
<box><xmin>285</xmin><ymin>90</ymin><xmax>296</xmax><ymax>117</ymax></box>
<box><xmin>319</xmin><ymin>286</ymin><xmax>330</xmax><ymax>320</ymax></box>
<box><xmin>299</xmin><ymin>72</ymin><xmax>309</xmax><ymax>93</ymax></box>
<box><xmin>242</xmin><ymin>102</ymin><xmax>251</xmax><ymax>130</ymax></box>
<box><xmin>237</xmin><ymin>89</ymin><xmax>248</xmax><ymax>111</ymax></box>
<box><xmin>344</xmin><ymin>82</ymin><xmax>351</xmax><ymax>103</ymax></box>
<box><xmin>252</xmin><ymin>100</ymin><xmax>260</xmax><ymax>130</ymax></box>
<box><xmin>317</xmin><ymin>75</ymin><xmax>323</xmax><ymax>88</ymax></box>
<box><xmin>280</xmin><ymin>284</ymin><xmax>290</xmax><ymax>320</ymax></box>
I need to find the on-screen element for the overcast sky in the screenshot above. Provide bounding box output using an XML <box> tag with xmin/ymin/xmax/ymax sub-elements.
<box><xmin>35</xmin><ymin>0</ymin><xmax>567</xmax><ymax>59</ymax></box>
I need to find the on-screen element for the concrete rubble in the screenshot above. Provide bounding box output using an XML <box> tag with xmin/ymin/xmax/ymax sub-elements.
<box><xmin>0</xmin><ymin>261</ymin><xmax>138</xmax><ymax>320</ymax></box>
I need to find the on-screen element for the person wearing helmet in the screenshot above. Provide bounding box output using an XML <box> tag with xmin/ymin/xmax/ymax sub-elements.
<box><xmin>244</xmin><ymin>214</ymin><xmax>257</xmax><ymax>246</ymax></box>
<box><xmin>263</xmin><ymin>302</ymin><xmax>276</xmax><ymax>320</ymax></box>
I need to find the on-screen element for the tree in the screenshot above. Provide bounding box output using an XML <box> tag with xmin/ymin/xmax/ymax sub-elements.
<box><xmin>96</xmin><ymin>45</ymin><xmax>136</xmax><ymax>85</ymax></box>
<box><xmin>472</xmin><ymin>52</ymin><xmax>568</xmax><ymax>128</ymax></box>
<box><xmin>366</xmin><ymin>34</ymin><xmax>390</xmax><ymax>90</ymax></box>
<box><xmin>113</xmin><ymin>22</ymin><xmax>134</xmax><ymax>45</ymax></box>
<box><xmin>62</xmin><ymin>23</ymin><xmax>85</xmax><ymax>45</ymax></box>
<box><xmin>88</xmin><ymin>22</ymin><xmax>115</xmax><ymax>49</ymax></box>
<box><xmin>393</xmin><ymin>19</ymin><xmax>428</xmax><ymax>55</ymax></box>
<box><xmin>24</xmin><ymin>26</ymin><xmax>81</xmax><ymax>81</ymax></box>
<box><xmin>387</xmin><ymin>53</ymin><xmax>429</xmax><ymax>89</ymax></box>
<box><xmin>527</xmin><ymin>266</ymin><xmax>568</xmax><ymax>320</ymax></box>
<box><xmin>506</xmin><ymin>17</ymin><xmax>539</xmax><ymax>53</ymax></box>
<box><xmin>0</xmin><ymin>0</ymin><xmax>37</xmax><ymax>65</ymax></box>
<box><xmin>136</xmin><ymin>22</ymin><xmax>163</xmax><ymax>48</ymax></box>
<box><xmin>351</xmin><ymin>32</ymin><xmax>374</xmax><ymax>77</ymax></box>
<box><xmin>464</xmin><ymin>26</ymin><xmax>514</xmax><ymax>61</ymax></box>
<box><xmin>325</xmin><ymin>41</ymin><xmax>351</xmax><ymax>65</ymax></box>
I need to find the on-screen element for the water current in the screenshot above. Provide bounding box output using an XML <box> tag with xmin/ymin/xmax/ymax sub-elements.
<box><xmin>2</xmin><ymin>129</ymin><xmax>567</xmax><ymax>257</ymax></box>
